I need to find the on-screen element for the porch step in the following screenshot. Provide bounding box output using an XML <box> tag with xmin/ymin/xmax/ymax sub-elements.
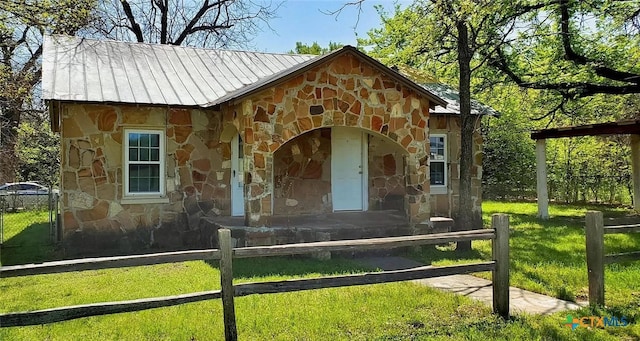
<box><xmin>416</xmin><ymin>217</ymin><xmax>455</xmax><ymax>234</ymax></box>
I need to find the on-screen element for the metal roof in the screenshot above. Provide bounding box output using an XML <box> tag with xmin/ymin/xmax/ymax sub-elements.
<box><xmin>205</xmin><ymin>46</ymin><xmax>448</xmax><ymax>108</ymax></box>
<box><xmin>531</xmin><ymin>119</ymin><xmax>640</xmax><ymax>140</ymax></box>
<box><xmin>42</xmin><ymin>35</ymin><xmax>316</xmax><ymax>106</ymax></box>
<box><xmin>42</xmin><ymin>35</ymin><xmax>447</xmax><ymax>110</ymax></box>
<box><xmin>422</xmin><ymin>83</ymin><xmax>500</xmax><ymax>116</ymax></box>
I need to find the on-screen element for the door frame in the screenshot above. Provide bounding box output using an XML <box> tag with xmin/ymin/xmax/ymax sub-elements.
<box><xmin>231</xmin><ymin>134</ymin><xmax>244</xmax><ymax>216</ymax></box>
<box><xmin>331</xmin><ymin>127</ymin><xmax>368</xmax><ymax>211</ymax></box>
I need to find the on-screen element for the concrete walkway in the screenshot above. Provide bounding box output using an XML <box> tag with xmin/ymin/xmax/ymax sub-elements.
<box><xmin>357</xmin><ymin>256</ymin><xmax>586</xmax><ymax>315</ymax></box>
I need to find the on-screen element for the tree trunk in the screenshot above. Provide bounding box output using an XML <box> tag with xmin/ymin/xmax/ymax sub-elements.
<box><xmin>0</xmin><ymin>105</ymin><xmax>21</xmax><ymax>183</ymax></box>
<box><xmin>456</xmin><ymin>19</ymin><xmax>474</xmax><ymax>252</ymax></box>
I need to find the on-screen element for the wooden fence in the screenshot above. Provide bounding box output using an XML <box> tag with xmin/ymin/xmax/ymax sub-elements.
<box><xmin>585</xmin><ymin>210</ymin><xmax>640</xmax><ymax>306</ymax></box>
<box><xmin>1</xmin><ymin>214</ymin><xmax>510</xmax><ymax>340</ymax></box>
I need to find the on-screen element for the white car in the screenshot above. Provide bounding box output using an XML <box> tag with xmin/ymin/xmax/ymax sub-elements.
<box><xmin>0</xmin><ymin>182</ymin><xmax>59</xmax><ymax>210</ymax></box>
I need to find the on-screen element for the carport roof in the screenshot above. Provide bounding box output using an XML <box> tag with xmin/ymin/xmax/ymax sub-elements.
<box><xmin>531</xmin><ymin>119</ymin><xmax>640</xmax><ymax>140</ymax></box>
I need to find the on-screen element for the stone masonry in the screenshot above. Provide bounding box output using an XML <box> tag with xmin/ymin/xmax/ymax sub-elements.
<box><xmin>60</xmin><ymin>104</ymin><xmax>231</xmax><ymax>253</ymax></box>
<box><xmin>429</xmin><ymin>115</ymin><xmax>483</xmax><ymax>226</ymax></box>
<box><xmin>57</xmin><ymin>50</ymin><xmax>484</xmax><ymax>254</ymax></box>
<box><xmin>234</xmin><ymin>52</ymin><xmax>433</xmax><ymax>226</ymax></box>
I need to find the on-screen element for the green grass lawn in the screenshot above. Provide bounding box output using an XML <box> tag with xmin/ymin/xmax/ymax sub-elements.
<box><xmin>409</xmin><ymin>200</ymin><xmax>640</xmax><ymax>339</ymax></box>
<box><xmin>1</xmin><ymin>210</ymin><xmax>59</xmax><ymax>266</ymax></box>
<box><xmin>1</xmin><ymin>202</ymin><xmax>639</xmax><ymax>340</ymax></box>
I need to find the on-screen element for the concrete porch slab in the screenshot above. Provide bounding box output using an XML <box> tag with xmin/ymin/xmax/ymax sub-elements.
<box><xmin>200</xmin><ymin>210</ymin><xmax>414</xmax><ymax>247</ymax></box>
<box><xmin>208</xmin><ymin>210</ymin><xmax>410</xmax><ymax>230</ymax></box>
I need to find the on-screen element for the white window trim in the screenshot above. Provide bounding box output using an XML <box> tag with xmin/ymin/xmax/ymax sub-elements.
<box><xmin>123</xmin><ymin>129</ymin><xmax>166</xmax><ymax>198</ymax></box>
<box><xmin>429</xmin><ymin>134</ymin><xmax>447</xmax><ymax>194</ymax></box>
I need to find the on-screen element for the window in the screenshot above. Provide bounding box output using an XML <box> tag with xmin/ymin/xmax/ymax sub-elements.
<box><xmin>429</xmin><ymin>135</ymin><xmax>447</xmax><ymax>189</ymax></box>
<box><xmin>124</xmin><ymin>129</ymin><xmax>165</xmax><ymax>197</ymax></box>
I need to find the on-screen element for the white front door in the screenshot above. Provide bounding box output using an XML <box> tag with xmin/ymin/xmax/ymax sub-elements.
<box><xmin>331</xmin><ymin>127</ymin><xmax>367</xmax><ymax>211</ymax></box>
<box><xmin>231</xmin><ymin>134</ymin><xmax>245</xmax><ymax>216</ymax></box>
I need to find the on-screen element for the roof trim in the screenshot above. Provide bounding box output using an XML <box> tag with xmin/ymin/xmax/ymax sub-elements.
<box><xmin>203</xmin><ymin>45</ymin><xmax>448</xmax><ymax>109</ymax></box>
<box><xmin>531</xmin><ymin>119</ymin><xmax>640</xmax><ymax>140</ymax></box>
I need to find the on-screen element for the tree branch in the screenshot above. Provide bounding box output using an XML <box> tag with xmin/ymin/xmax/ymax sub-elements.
<box><xmin>174</xmin><ymin>0</ymin><xmax>232</xmax><ymax>45</ymax></box>
<box><xmin>119</xmin><ymin>0</ymin><xmax>145</xmax><ymax>42</ymax></box>
<box><xmin>559</xmin><ymin>0</ymin><xmax>640</xmax><ymax>84</ymax></box>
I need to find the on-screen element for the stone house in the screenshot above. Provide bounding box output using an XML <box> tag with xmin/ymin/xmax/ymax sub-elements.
<box><xmin>43</xmin><ymin>35</ymin><xmax>486</xmax><ymax>253</ymax></box>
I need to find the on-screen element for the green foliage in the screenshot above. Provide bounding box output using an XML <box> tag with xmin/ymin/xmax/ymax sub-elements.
<box><xmin>290</xmin><ymin>41</ymin><xmax>344</xmax><ymax>55</ymax></box>
<box><xmin>480</xmin><ymin>89</ymin><xmax>537</xmax><ymax>199</ymax></box>
<box><xmin>494</xmin><ymin>0</ymin><xmax>640</xmax><ymax>98</ymax></box>
<box><xmin>0</xmin><ymin>0</ymin><xmax>95</xmax><ymax>182</ymax></box>
<box><xmin>361</xmin><ymin>3</ymin><xmax>640</xmax><ymax>204</ymax></box>
<box><xmin>15</xmin><ymin>119</ymin><xmax>59</xmax><ymax>186</ymax></box>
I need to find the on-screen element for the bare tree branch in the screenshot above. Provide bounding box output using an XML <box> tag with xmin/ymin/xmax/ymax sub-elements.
<box><xmin>119</xmin><ymin>0</ymin><xmax>145</xmax><ymax>42</ymax></box>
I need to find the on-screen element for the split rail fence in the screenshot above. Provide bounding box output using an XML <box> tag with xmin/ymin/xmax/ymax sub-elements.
<box><xmin>585</xmin><ymin>210</ymin><xmax>640</xmax><ymax>306</ymax></box>
<box><xmin>1</xmin><ymin>214</ymin><xmax>510</xmax><ymax>340</ymax></box>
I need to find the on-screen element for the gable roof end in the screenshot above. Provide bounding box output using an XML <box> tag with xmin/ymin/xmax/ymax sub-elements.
<box><xmin>203</xmin><ymin>46</ymin><xmax>448</xmax><ymax>109</ymax></box>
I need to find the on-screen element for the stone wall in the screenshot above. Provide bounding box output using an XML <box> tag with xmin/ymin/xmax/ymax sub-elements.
<box><xmin>56</xmin><ymin>52</ymin><xmax>487</xmax><ymax>253</ymax></box>
<box><xmin>60</xmin><ymin>104</ymin><xmax>231</xmax><ymax>254</ymax></box>
<box><xmin>273</xmin><ymin>128</ymin><xmax>332</xmax><ymax>215</ymax></box>
<box><xmin>368</xmin><ymin>135</ymin><xmax>406</xmax><ymax>211</ymax></box>
<box><xmin>428</xmin><ymin>114</ymin><xmax>483</xmax><ymax>226</ymax></box>
<box><xmin>238</xmin><ymin>52</ymin><xmax>433</xmax><ymax>226</ymax></box>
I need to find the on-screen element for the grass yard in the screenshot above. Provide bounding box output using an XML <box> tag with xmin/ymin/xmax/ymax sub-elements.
<box><xmin>409</xmin><ymin>201</ymin><xmax>640</xmax><ymax>339</ymax></box>
<box><xmin>0</xmin><ymin>210</ymin><xmax>58</xmax><ymax>266</ymax></box>
<box><xmin>1</xmin><ymin>202</ymin><xmax>639</xmax><ymax>340</ymax></box>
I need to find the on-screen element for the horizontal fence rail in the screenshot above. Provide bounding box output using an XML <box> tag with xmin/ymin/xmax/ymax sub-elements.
<box><xmin>604</xmin><ymin>224</ymin><xmax>640</xmax><ymax>234</ymax></box>
<box><xmin>585</xmin><ymin>211</ymin><xmax>640</xmax><ymax>306</ymax></box>
<box><xmin>1</xmin><ymin>249</ymin><xmax>222</xmax><ymax>278</ymax></box>
<box><xmin>1</xmin><ymin>230</ymin><xmax>494</xmax><ymax>279</ymax></box>
<box><xmin>1</xmin><ymin>290</ymin><xmax>223</xmax><ymax>327</ymax></box>
<box><xmin>0</xmin><ymin>262</ymin><xmax>495</xmax><ymax>328</ymax></box>
<box><xmin>232</xmin><ymin>229</ymin><xmax>495</xmax><ymax>259</ymax></box>
<box><xmin>0</xmin><ymin>214</ymin><xmax>510</xmax><ymax>340</ymax></box>
<box><xmin>233</xmin><ymin>262</ymin><xmax>495</xmax><ymax>297</ymax></box>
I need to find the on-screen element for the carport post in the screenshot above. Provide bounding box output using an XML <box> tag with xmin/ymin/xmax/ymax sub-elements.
<box><xmin>631</xmin><ymin>135</ymin><xmax>640</xmax><ymax>212</ymax></box>
<box><xmin>536</xmin><ymin>139</ymin><xmax>549</xmax><ymax>219</ymax></box>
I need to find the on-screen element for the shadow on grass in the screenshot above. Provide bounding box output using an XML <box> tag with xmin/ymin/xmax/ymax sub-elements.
<box><xmin>205</xmin><ymin>256</ymin><xmax>374</xmax><ymax>279</ymax></box>
<box><xmin>405</xmin><ymin>244</ymin><xmax>485</xmax><ymax>265</ymax></box>
<box><xmin>1</xmin><ymin>222</ymin><xmax>59</xmax><ymax>266</ymax></box>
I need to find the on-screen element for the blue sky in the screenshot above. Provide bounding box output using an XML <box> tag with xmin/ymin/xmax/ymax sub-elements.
<box><xmin>251</xmin><ymin>0</ymin><xmax>408</xmax><ymax>53</ymax></box>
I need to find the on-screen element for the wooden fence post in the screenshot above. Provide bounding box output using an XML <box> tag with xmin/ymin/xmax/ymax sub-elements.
<box><xmin>492</xmin><ymin>213</ymin><xmax>509</xmax><ymax>318</ymax></box>
<box><xmin>218</xmin><ymin>229</ymin><xmax>238</xmax><ymax>341</ymax></box>
<box><xmin>585</xmin><ymin>211</ymin><xmax>605</xmax><ymax>306</ymax></box>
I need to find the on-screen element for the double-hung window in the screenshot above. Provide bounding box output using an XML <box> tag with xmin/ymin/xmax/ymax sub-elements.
<box><xmin>429</xmin><ymin>134</ymin><xmax>447</xmax><ymax>193</ymax></box>
<box><xmin>124</xmin><ymin>129</ymin><xmax>165</xmax><ymax>197</ymax></box>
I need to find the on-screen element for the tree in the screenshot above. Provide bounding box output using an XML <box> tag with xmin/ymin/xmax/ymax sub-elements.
<box><xmin>490</xmin><ymin>0</ymin><xmax>640</xmax><ymax>101</ymax></box>
<box><xmin>0</xmin><ymin>0</ymin><xmax>94</xmax><ymax>183</ymax></box>
<box><xmin>88</xmin><ymin>0</ymin><xmax>279</xmax><ymax>47</ymax></box>
<box><xmin>290</xmin><ymin>41</ymin><xmax>344</xmax><ymax>55</ymax></box>
<box><xmin>16</xmin><ymin>118</ymin><xmax>60</xmax><ymax>187</ymax></box>
<box><xmin>1</xmin><ymin>0</ymin><xmax>279</xmax><ymax>184</ymax></box>
<box><xmin>362</xmin><ymin>1</ymin><xmax>545</xmax><ymax>251</ymax></box>
<box><xmin>359</xmin><ymin>1</ymin><xmax>640</xmax><ymax>211</ymax></box>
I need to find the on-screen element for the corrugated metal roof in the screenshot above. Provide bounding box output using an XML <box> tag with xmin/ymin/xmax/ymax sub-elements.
<box><xmin>422</xmin><ymin>83</ymin><xmax>500</xmax><ymax>116</ymax></box>
<box><xmin>42</xmin><ymin>35</ymin><xmax>447</xmax><ymax>110</ymax></box>
<box><xmin>42</xmin><ymin>35</ymin><xmax>316</xmax><ymax>106</ymax></box>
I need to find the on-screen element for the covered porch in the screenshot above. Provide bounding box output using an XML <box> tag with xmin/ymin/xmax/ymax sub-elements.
<box><xmin>532</xmin><ymin>119</ymin><xmax>640</xmax><ymax>218</ymax></box>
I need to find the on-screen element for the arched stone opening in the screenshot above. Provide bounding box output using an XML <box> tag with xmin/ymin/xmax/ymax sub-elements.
<box><xmin>270</xmin><ymin>125</ymin><xmax>415</xmax><ymax>219</ymax></box>
<box><xmin>367</xmin><ymin>132</ymin><xmax>410</xmax><ymax>212</ymax></box>
<box><xmin>273</xmin><ymin>128</ymin><xmax>332</xmax><ymax>215</ymax></box>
